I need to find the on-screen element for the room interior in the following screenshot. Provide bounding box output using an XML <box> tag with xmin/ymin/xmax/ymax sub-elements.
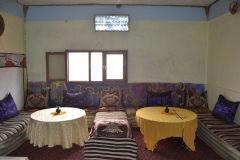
<box><xmin>0</xmin><ymin>0</ymin><xmax>240</xmax><ymax>159</ymax></box>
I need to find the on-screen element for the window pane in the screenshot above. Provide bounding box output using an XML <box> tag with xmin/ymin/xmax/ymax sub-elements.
<box><xmin>49</xmin><ymin>54</ymin><xmax>65</xmax><ymax>80</ymax></box>
<box><xmin>91</xmin><ymin>52</ymin><xmax>102</xmax><ymax>81</ymax></box>
<box><xmin>95</xmin><ymin>15</ymin><xmax>129</xmax><ymax>31</ymax></box>
<box><xmin>106</xmin><ymin>54</ymin><xmax>123</xmax><ymax>79</ymax></box>
<box><xmin>68</xmin><ymin>52</ymin><xmax>89</xmax><ymax>81</ymax></box>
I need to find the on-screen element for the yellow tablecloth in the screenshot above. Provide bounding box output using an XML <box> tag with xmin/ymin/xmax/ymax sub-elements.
<box><xmin>136</xmin><ymin>107</ymin><xmax>198</xmax><ymax>151</ymax></box>
<box><xmin>27</xmin><ymin>107</ymin><xmax>88</xmax><ymax>149</ymax></box>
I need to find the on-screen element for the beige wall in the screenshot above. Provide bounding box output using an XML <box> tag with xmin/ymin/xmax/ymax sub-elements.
<box><xmin>207</xmin><ymin>13</ymin><xmax>240</xmax><ymax>124</ymax></box>
<box><xmin>0</xmin><ymin>11</ymin><xmax>25</xmax><ymax>54</ymax></box>
<box><xmin>26</xmin><ymin>20</ymin><xmax>208</xmax><ymax>83</ymax></box>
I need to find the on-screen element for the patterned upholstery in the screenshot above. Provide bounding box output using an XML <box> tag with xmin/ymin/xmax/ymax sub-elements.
<box><xmin>99</xmin><ymin>89</ymin><xmax>122</xmax><ymax>107</ymax></box>
<box><xmin>0</xmin><ymin>93</ymin><xmax>19</xmax><ymax>123</ymax></box>
<box><xmin>212</xmin><ymin>95</ymin><xmax>240</xmax><ymax>124</ymax></box>
<box><xmin>147</xmin><ymin>91</ymin><xmax>172</xmax><ymax>107</ymax></box>
<box><xmin>90</xmin><ymin>111</ymin><xmax>131</xmax><ymax>138</ymax></box>
<box><xmin>185</xmin><ymin>91</ymin><xmax>209</xmax><ymax>113</ymax></box>
<box><xmin>0</xmin><ymin>112</ymin><xmax>31</xmax><ymax>155</ymax></box>
<box><xmin>197</xmin><ymin>113</ymin><xmax>240</xmax><ymax>160</ymax></box>
<box><xmin>62</xmin><ymin>90</ymin><xmax>89</xmax><ymax>108</ymax></box>
<box><xmin>28</xmin><ymin>81</ymin><xmax>205</xmax><ymax>108</ymax></box>
<box><xmin>0</xmin><ymin>112</ymin><xmax>30</xmax><ymax>142</ymax></box>
<box><xmin>98</xmin><ymin>106</ymin><xmax>125</xmax><ymax>112</ymax></box>
<box><xmin>25</xmin><ymin>90</ymin><xmax>49</xmax><ymax>110</ymax></box>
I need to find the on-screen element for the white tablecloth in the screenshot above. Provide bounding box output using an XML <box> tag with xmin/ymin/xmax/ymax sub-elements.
<box><xmin>27</xmin><ymin>107</ymin><xmax>88</xmax><ymax>149</ymax></box>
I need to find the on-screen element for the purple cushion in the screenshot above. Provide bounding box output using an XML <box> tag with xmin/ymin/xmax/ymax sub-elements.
<box><xmin>147</xmin><ymin>91</ymin><xmax>172</xmax><ymax>107</ymax></box>
<box><xmin>0</xmin><ymin>93</ymin><xmax>19</xmax><ymax>123</ymax></box>
<box><xmin>62</xmin><ymin>90</ymin><xmax>88</xmax><ymax>108</ymax></box>
<box><xmin>212</xmin><ymin>95</ymin><xmax>239</xmax><ymax>124</ymax></box>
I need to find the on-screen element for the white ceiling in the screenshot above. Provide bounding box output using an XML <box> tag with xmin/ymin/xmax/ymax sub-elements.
<box><xmin>17</xmin><ymin>0</ymin><xmax>217</xmax><ymax>7</ymax></box>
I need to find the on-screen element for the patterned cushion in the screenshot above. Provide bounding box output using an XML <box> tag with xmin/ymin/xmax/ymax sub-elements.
<box><xmin>25</xmin><ymin>90</ymin><xmax>49</xmax><ymax>110</ymax></box>
<box><xmin>147</xmin><ymin>91</ymin><xmax>172</xmax><ymax>107</ymax></box>
<box><xmin>0</xmin><ymin>93</ymin><xmax>19</xmax><ymax>123</ymax></box>
<box><xmin>212</xmin><ymin>95</ymin><xmax>239</xmax><ymax>124</ymax></box>
<box><xmin>186</xmin><ymin>91</ymin><xmax>208</xmax><ymax>109</ymax></box>
<box><xmin>62</xmin><ymin>90</ymin><xmax>88</xmax><ymax>108</ymax></box>
<box><xmin>99</xmin><ymin>89</ymin><xmax>122</xmax><ymax>107</ymax></box>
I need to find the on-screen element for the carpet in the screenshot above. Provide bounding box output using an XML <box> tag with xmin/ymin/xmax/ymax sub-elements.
<box><xmin>9</xmin><ymin>128</ymin><xmax>223</xmax><ymax>160</ymax></box>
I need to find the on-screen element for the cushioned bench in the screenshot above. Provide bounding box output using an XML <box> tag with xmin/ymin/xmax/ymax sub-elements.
<box><xmin>0</xmin><ymin>112</ymin><xmax>31</xmax><ymax>156</ymax></box>
<box><xmin>197</xmin><ymin>113</ymin><xmax>240</xmax><ymax>160</ymax></box>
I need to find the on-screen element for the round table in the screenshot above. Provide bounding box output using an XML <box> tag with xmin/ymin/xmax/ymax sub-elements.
<box><xmin>136</xmin><ymin>107</ymin><xmax>198</xmax><ymax>151</ymax></box>
<box><xmin>27</xmin><ymin>107</ymin><xmax>88</xmax><ymax>149</ymax></box>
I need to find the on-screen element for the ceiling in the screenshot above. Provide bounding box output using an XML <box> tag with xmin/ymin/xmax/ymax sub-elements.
<box><xmin>17</xmin><ymin>0</ymin><xmax>218</xmax><ymax>7</ymax></box>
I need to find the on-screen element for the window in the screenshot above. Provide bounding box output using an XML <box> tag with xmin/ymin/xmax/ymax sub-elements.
<box><xmin>68</xmin><ymin>52</ymin><xmax>89</xmax><ymax>81</ymax></box>
<box><xmin>67</xmin><ymin>51</ymin><xmax>127</xmax><ymax>83</ymax></box>
<box><xmin>46</xmin><ymin>50</ymin><xmax>127</xmax><ymax>83</ymax></box>
<box><xmin>95</xmin><ymin>15</ymin><xmax>129</xmax><ymax>31</ymax></box>
<box><xmin>106</xmin><ymin>54</ymin><xmax>123</xmax><ymax>79</ymax></box>
<box><xmin>91</xmin><ymin>52</ymin><xmax>103</xmax><ymax>81</ymax></box>
<box><xmin>46</xmin><ymin>52</ymin><xmax>66</xmax><ymax>82</ymax></box>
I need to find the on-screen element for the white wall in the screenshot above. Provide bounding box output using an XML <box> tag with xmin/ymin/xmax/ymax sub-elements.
<box><xmin>0</xmin><ymin>67</ymin><xmax>24</xmax><ymax>110</ymax></box>
<box><xmin>207</xmin><ymin>12</ymin><xmax>240</xmax><ymax>124</ymax></box>
<box><xmin>26</xmin><ymin>20</ymin><xmax>208</xmax><ymax>83</ymax></box>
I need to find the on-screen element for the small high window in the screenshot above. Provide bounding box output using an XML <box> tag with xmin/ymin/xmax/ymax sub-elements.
<box><xmin>95</xmin><ymin>15</ymin><xmax>129</xmax><ymax>32</ymax></box>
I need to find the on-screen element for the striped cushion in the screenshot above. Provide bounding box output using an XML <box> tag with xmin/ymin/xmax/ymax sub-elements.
<box><xmin>0</xmin><ymin>112</ymin><xmax>31</xmax><ymax>142</ymax></box>
<box><xmin>198</xmin><ymin>113</ymin><xmax>240</xmax><ymax>152</ymax></box>
<box><xmin>84</xmin><ymin>137</ymin><xmax>138</xmax><ymax>160</ymax></box>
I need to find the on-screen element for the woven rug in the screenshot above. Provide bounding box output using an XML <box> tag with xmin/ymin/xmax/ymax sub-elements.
<box><xmin>84</xmin><ymin>137</ymin><xmax>137</xmax><ymax>160</ymax></box>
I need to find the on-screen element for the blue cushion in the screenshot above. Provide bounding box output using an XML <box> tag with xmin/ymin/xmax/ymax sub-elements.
<box><xmin>212</xmin><ymin>95</ymin><xmax>239</xmax><ymax>124</ymax></box>
<box><xmin>62</xmin><ymin>90</ymin><xmax>88</xmax><ymax>108</ymax></box>
<box><xmin>0</xmin><ymin>93</ymin><xmax>19</xmax><ymax>123</ymax></box>
<box><xmin>147</xmin><ymin>91</ymin><xmax>172</xmax><ymax>107</ymax></box>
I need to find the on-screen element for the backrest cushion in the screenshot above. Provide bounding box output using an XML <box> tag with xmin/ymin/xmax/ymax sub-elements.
<box><xmin>0</xmin><ymin>93</ymin><xmax>19</xmax><ymax>123</ymax></box>
<box><xmin>186</xmin><ymin>91</ymin><xmax>208</xmax><ymax>108</ymax></box>
<box><xmin>147</xmin><ymin>91</ymin><xmax>172</xmax><ymax>107</ymax></box>
<box><xmin>25</xmin><ymin>89</ymin><xmax>49</xmax><ymax>110</ymax></box>
<box><xmin>212</xmin><ymin>94</ymin><xmax>239</xmax><ymax>124</ymax></box>
<box><xmin>62</xmin><ymin>90</ymin><xmax>88</xmax><ymax>108</ymax></box>
<box><xmin>99</xmin><ymin>89</ymin><xmax>122</xmax><ymax>107</ymax></box>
